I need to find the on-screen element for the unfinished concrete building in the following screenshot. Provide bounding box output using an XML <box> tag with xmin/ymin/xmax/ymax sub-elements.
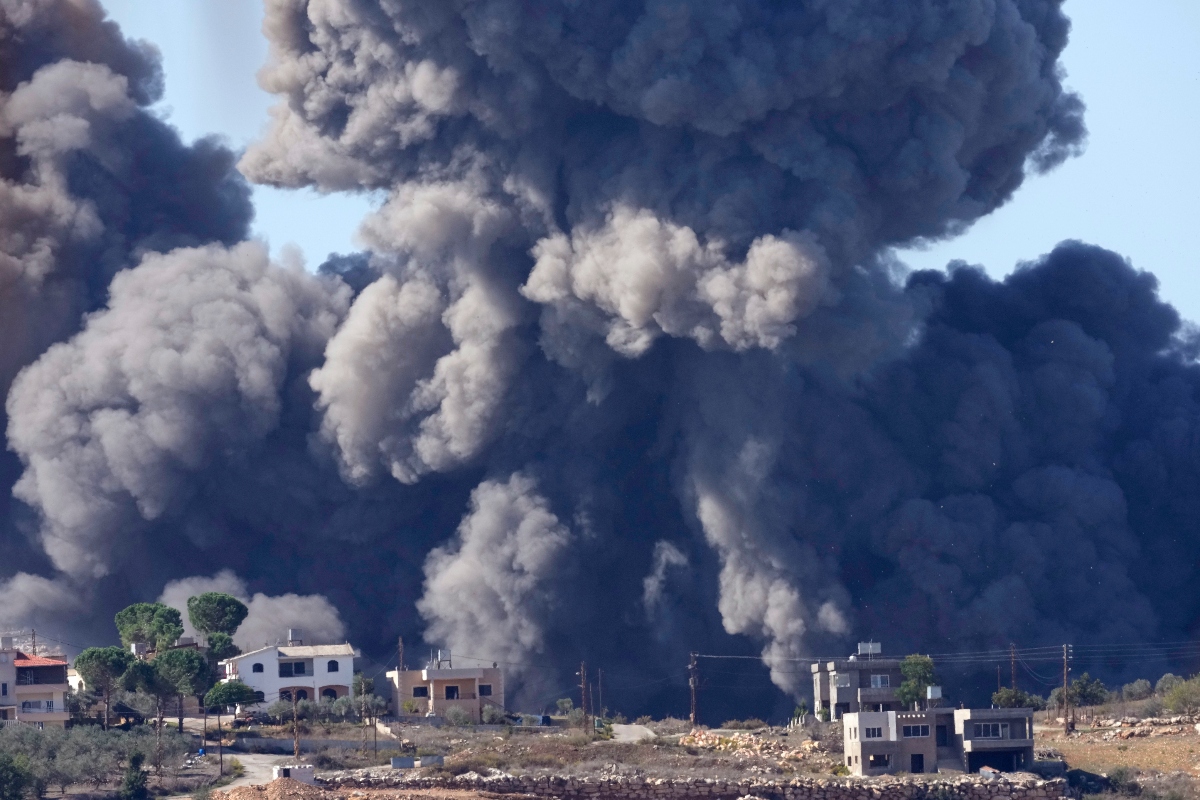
<box><xmin>811</xmin><ymin>643</ymin><xmax>904</xmax><ymax>720</ymax></box>
<box><xmin>843</xmin><ymin>707</ymin><xmax>1035</xmax><ymax>776</ymax></box>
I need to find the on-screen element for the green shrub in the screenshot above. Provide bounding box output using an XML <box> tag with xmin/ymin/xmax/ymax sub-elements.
<box><xmin>634</xmin><ymin>715</ymin><xmax>652</xmax><ymax>725</ymax></box>
<box><xmin>445</xmin><ymin>707</ymin><xmax>473</xmax><ymax>727</ymax></box>
<box><xmin>0</xmin><ymin>753</ymin><xmax>31</xmax><ymax>800</ymax></box>
<box><xmin>1122</xmin><ymin>680</ymin><xmax>1153</xmax><ymax>701</ymax></box>
<box><xmin>722</xmin><ymin>718</ymin><xmax>767</xmax><ymax>730</ymax></box>
<box><xmin>1156</xmin><ymin>674</ymin><xmax>1184</xmax><ymax>696</ymax></box>
<box><xmin>119</xmin><ymin>753</ymin><xmax>149</xmax><ymax>800</ymax></box>
<box><xmin>1164</xmin><ymin>678</ymin><xmax>1200</xmax><ymax>714</ymax></box>
<box><xmin>482</xmin><ymin>705</ymin><xmax>507</xmax><ymax>724</ymax></box>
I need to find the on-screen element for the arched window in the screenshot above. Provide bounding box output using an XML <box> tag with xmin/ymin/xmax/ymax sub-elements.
<box><xmin>280</xmin><ymin>690</ymin><xmax>292</xmax><ymax>702</ymax></box>
<box><xmin>252</xmin><ymin>663</ymin><xmax>264</xmax><ymax>673</ymax></box>
<box><xmin>322</xmin><ymin>688</ymin><xmax>337</xmax><ymax>700</ymax></box>
<box><xmin>253</xmin><ymin>691</ymin><xmax>265</xmax><ymax>703</ymax></box>
<box><xmin>296</xmin><ymin>689</ymin><xmax>308</xmax><ymax>701</ymax></box>
<box><xmin>327</xmin><ymin>660</ymin><xmax>339</xmax><ymax>673</ymax></box>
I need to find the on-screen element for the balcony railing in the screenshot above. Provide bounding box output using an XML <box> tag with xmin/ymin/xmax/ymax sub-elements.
<box><xmin>439</xmin><ymin>694</ymin><xmax>477</xmax><ymax>701</ymax></box>
<box><xmin>20</xmin><ymin>704</ymin><xmax>57</xmax><ymax>713</ymax></box>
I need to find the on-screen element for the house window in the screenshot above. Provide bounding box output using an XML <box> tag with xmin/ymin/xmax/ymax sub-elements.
<box><xmin>868</xmin><ymin>754</ymin><xmax>890</xmax><ymax>768</ymax></box>
<box><xmin>835</xmin><ymin>674</ymin><xmax>851</xmax><ymax>688</ymax></box>
<box><xmin>280</xmin><ymin>690</ymin><xmax>292</xmax><ymax>702</ymax></box>
<box><xmin>279</xmin><ymin>661</ymin><xmax>307</xmax><ymax>677</ymax></box>
<box><xmin>479</xmin><ymin>684</ymin><xmax>492</xmax><ymax>696</ymax></box>
<box><xmin>847</xmin><ymin>757</ymin><xmax>852</xmax><ymax>766</ymax></box>
<box><xmin>445</xmin><ymin>685</ymin><xmax>460</xmax><ymax>700</ymax></box>
<box><xmin>327</xmin><ymin>660</ymin><xmax>339</xmax><ymax>672</ymax></box>
<box><xmin>1</xmin><ymin>683</ymin><xmax>6</xmax><ymax>696</ymax></box>
<box><xmin>296</xmin><ymin>689</ymin><xmax>308</xmax><ymax>701</ymax></box>
<box><xmin>322</xmin><ymin>689</ymin><xmax>338</xmax><ymax>700</ymax></box>
<box><xmin>864</xmin><ymin>727</ymin><xmax>883</xmax><ymax>739</ymax></box>
<box><xmin>902</xmin><ymin>725</ymin><xmax>930</xmax><ymax>738</ymax></box>
<box><xmin>973</xmin><ymin>723</ymin><xmax>1009</xmax><ymax>739</ymax></box>
<box><xmin>252</xmin><ymin>663</ymin><xmax>264</xmax><ymax>673</ymax></box>
<box><xmin>295</xmin><ymin>662</ymin><xmax>306</xmax><ymax>675</ymax></box>
<box><xmin>412</xmin><ymin>686</ymin><xmax>429</xmax><ymax>698</ymax></box>
<box><xmin>870</xmin><ymin>674</ymin><xmax>890</xmax><ymax>688</ymax></box>
<box><xmin>254</xmin><ymin>692</ymin><xmax>265</xmax><ymax>703</ymax></box>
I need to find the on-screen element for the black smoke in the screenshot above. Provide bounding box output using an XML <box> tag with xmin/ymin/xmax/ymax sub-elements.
<box><xmin>5</xmin><ymin>0</ymin><xmax>1198</xmax><ymax>720</ymax></box>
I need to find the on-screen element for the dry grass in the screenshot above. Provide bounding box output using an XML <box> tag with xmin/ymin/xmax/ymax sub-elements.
<box><xmin>386</xmin><ymin>722</ymin><xmax>842</xmax><ymax>781</ymax></box>
<box><xmin>1037</xmin><ymin>726</ymin><xmax>1200</xmax><ymax>775</ymax></box>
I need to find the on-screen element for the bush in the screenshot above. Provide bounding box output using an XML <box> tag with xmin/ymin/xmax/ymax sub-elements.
<box><xmin>723</xmin><ymin>718</ymin><xmax>768</xmax><ymax>730</ymax></box>
<box><xmin>481</xmin><ymin>705</ymin><xmax>507</xmax><ymax>724</ymax></box>
<box><xmin>520</xmin><ymin>714</ymin><xmax>541</xmax><ymax>726</ymax></box>
<box><xmin>1156</xmin><ymin>674</ymin><xmax>1184</xmax><ymax>696</ymax></box>
<box><xmin>119</xmin><ymin>753</ymin><xmax>148</xmax><ymax>800</ymax></box>
<box><xmin>227</xmin><ymin>757</ymin><xmax>245</xmax><ymax>779</ymax></box>
<box><xmin>993</xmin><ymin>688</ymin><xmax>1045</xmax><ymax>709</ymax></box>
<box><xmin>401</xmin><ymin>699</ymin><xmax>424</xmax><ymax>715</ymax></box>
<box><xmin>567</xmin><ymin>708</ymin><xmax>586</xmax><ymax>728</ymax></box>
<box><xmin>191</xmin><ymin>785</ymin><xmax>212</xmax><ymax>800</ymax></box>
<box><xmin>0</xmin><ymin>753</ymin><xmax>31</xmax><ymax>800</ymax></box>
<box><xmin>556</xmin><ymin>698</ymin><xmax>574</xmax><ymax>715</ymax></box>
<box><xmin>1121</xmin><ymin>679</ymin><xmax>1153</xmax><ymax>702</ymax></box>
<box><xmin>444</xmin><ymin>707</ymin><xmax>473</xmax><ymax>727</ymax></box>
<box><xmin>1164</xmin><ymin>678</ymin><xmax>1200</xmax><ymax>714</ymax></box>
<box><xmin>634</xmin><ymin>716</ymin><xmax>652</xmax><ymax>725</ymax></box>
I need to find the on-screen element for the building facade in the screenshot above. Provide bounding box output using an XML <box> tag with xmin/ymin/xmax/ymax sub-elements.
<box><xmin>220</xmin><ymin>643</ymin><xmax>356</xmax><ymax>707</ymax></box>
<box><xmin>0</xmin><ymin>638</ymin><xmax>69</xmax><ymax>728</ymax></box>
<box><xmin>386</xmin><ymin>663</ymin><xmax>505</xmax><ymax>724</ymax></box>
<box><xmin>843</xmin><ymin>707</ymin><xmax>1035</xmax><ymax>776</ymax></box>
<box><xmin>812</xmin><ymin>646</ymin><xmax>904</xmax><ymax>720</ymax></box>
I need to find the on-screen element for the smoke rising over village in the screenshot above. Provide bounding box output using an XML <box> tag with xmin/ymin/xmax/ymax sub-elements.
<box><xmin>1</xmin><ymin>0</ymin><xmax>1197</xmax><ymax>714</ymax></box>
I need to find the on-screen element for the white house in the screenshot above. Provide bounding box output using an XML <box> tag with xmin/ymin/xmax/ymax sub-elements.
<box><xmin>220</xmin><ymin>642</ymin><xmax>357</xmax><ymax>707</ymax></box>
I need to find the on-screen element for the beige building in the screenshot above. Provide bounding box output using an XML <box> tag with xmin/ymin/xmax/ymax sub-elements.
<box><xmin>812</xmin><ymin>644</ymin><xmax>904</xmax><ymax>720</ymax></box>
<box><xmin>843</xmin><ymin>707</ymin><xmax>1035</xmax><ymax>776</ymax></box>
<box><xmin>386</xmin><ymin>659</ymin><xmax>505</xmax><ymax>724</ymax></box>
<box><xmin>0</xmin><ymin>638</ymin><xmax>69</xmax><ymax>728</ymax></box>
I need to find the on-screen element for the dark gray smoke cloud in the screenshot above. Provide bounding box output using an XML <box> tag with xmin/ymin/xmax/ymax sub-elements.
<box><xmin>10</xmin><ymin>0</ymin><xmax>1198</xmax><ymax>717</ymax></box>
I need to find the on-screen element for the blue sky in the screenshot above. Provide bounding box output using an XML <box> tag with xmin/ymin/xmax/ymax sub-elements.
<box><xmin>98</xmin><ymin>0</ymin><xmax>1200</xmax><ymax>320</ymax></box>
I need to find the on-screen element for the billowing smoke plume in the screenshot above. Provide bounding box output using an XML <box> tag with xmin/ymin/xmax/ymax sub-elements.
<box><xmin>158</xmin><ymin>571</ymin><xmax>347</xmax><ymax>651</ymax></box>
<box><xmin>8</xmin><ymin>0</ymin><xmax>1200</xmax><ymax>718</ymax></box>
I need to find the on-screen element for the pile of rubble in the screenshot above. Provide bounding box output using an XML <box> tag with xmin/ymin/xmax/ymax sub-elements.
<box><xmin>678</xmin><ymin>729</ymin><xmax>833</xmax><ymax>773</ymax></box>
<box><xmin>1083</xmin><ymin>716</ymin><xmax>1200</xmax><ymax>741</ymax></box>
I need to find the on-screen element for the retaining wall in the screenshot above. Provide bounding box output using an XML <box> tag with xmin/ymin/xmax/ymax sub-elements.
<box><xmin>318</xmin><ymin>769</ymin><xmax>1069</xmax><ymax>800</ymax></box>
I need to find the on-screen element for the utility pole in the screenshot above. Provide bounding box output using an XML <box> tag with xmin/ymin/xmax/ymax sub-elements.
<box><xmin>1062</xmin><ymin>644</ymin><xmax>1070</xmax><ymax>735</ymax></box>
<box><xmin>598</xmin><ymin>668</ymin><xmax>603</xmax><ymax>717</ymax></box>
<box><xmin>30</xmin><ymin>629</ymin><xmax>36</xmax><ymax>657</ymax></box>
<box><xmin>292</xmin><ymin>691</ymin><xmax>300</xmax><ymax>758</ymax></box>
<box><xmin>997</xmin><ymin>665</ymin><xmax>1002</xmax><ymax>693</ymax></box>
<box><xmin>1010</xmin><ymin>644</ymin><xmax>1017</xmax><ymax>691</ymax></box>
<box><xmin>398</xmin><ymin>636</ymin><xmax>404</xmax><ymax>672</ymax></box>
<box><xmin>578</xmin><ymin>662</ymin><xmax>589</xmax><ymax>733</ymax></box>
<box><xmin>688</xmin><ymin>653</ymin><xmax>698</xmax><ymax>726</ymax></box>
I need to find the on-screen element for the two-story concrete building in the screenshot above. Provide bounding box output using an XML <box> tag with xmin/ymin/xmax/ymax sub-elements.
<box><xmin>843</xmin><ymin>707</ymin><xmax>1035</xmax><ymax>776</ymax></box>
<box><xmin>1</xmin><ymin>638</ymin><xmax>69</xmax><ymax>728</ymax></box>
<box><xmin>220</xmin><ymin>638</ymin><xmax>357</xmax><ymax>708</ymax></box>
<box><xmin>387</xmin><ymin>656</ymin><xmax>504</xmax><ymax>723</ymax></box>
<box><xmin>812</xmin><ymin>644</ymin><xmax>904</xmax><ymax>720</ymax></box>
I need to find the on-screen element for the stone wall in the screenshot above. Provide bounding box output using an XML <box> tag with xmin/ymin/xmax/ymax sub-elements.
<box><xmin>318</xmin><ymin>769</ymin><xmax>1069</xmax><ymax>800</ymax></box>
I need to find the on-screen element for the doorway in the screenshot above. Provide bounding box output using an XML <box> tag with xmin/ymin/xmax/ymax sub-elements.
<box><xmin>910</xmin><ymin>754</ymin><xmax>924</xmax><ymax>774</ymax></box>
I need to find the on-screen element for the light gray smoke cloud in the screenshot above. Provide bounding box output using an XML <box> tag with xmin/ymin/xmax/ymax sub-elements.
<box><xmin>237</xmin><ymin>0</ymin><xmax>1087</xmax><ymax>691</ymax></box>
<box><xmin>0</xmin><ymin>0</ymin><xmax>251</xmax><ymax>398</ymax></box>
<box><xmin>18</xmin><ymin>0</ymin><xmax>1181</xmax><ymax>721</ymax></box>
<box><xmin>418</xmin><ymin>473</ymin><xmax>572</xmax><ymax>671</ymax></box>
<box><xmin>158</xmin><ymin>571</ymin><xmax>347</xmax><ymax>650</ymax></box>
<box><xmin>4</xmin><ymin>241</ymin><xmax>348</xmax><ymax>603</ymax></box>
